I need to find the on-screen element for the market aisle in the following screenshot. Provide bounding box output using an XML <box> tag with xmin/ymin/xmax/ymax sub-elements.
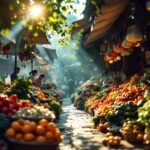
<box><xmin>57</xmin><ymin>97</ymin><xmax>107</xmax><ymax>150</ymax></box>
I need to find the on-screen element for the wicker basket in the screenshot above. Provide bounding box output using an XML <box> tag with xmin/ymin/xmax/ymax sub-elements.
<box><xmin>120</xmin><ymin>129</ymin><xmax>139</xmax><ymax>143</ymax></box>
<box><xmin>7</xmin><ymin>138</ymin><xmax>59</xmax><ymax>150</ymax></box>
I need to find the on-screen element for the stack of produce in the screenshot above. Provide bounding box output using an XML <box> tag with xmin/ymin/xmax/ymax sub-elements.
<box><xmin>13</xmin><ymin>106</ymin><xmax>55</xmax><ymax>121</ymax></box>
<box><xmin>0</xmin><ymin>94</ymin><xmax>32</xmax><ymax>117</ymax></box>
<box><xmin>5</xmin><ymin>119</ymin><xmax>62</xmax><ymax>143</ymax></box>
<box><xmin>72</xmin><ymin>74</ymin><xmax>150</xmax><ymax>146</ymax></box>
<box><xmin>71</xmin><ymin>80</ymin><xmax>103</xmax><ymax>110</ymax></box>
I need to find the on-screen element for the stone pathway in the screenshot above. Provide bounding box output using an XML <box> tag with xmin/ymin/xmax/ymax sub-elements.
<box><xmin>57</xmin><ymin>98</ymin><xmax>150</xmax><ymax>150</ymax></box>
<box><xmin>57</xmin><ymin>98</ymin><xmax>108</xmax><ymax>150</ymax></box>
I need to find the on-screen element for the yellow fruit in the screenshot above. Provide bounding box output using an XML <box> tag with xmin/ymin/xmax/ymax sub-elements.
<box><xmin>11</xmin><ymin>121</ymin><xmax>20</xmax><ymax>131</ymax></box>
<box><xmin>36</xmin><ymin>136</ymin><xmax>46</xmax><ymax>142</ymax></box>
<box><xmin>15</xmin><ymin>133</ymin><xmax>24</xmax><ymax>140</ymax></box>
<box><xmin>24</xmin><ymin>133</ymin><xmax>35</xmax><ymax>141</ymax></box>
<box><xmin>5</xmin><ymin>128</ymin><xmax>16</xmax><ymax>138</ymax></box>
<box><xmin>22</xmin><ymin>124</ymin><xmax>32</xmax><ymax>133</ymax></box>
<box><xmin>39</xmin><ymin>119</ymin><xmax>48</xmax><ymax>128</ymax></box>
<box><xmin>45</xmin><ymin>131</ymin><xmax>54</xmax><ymax>140</ymax></box>
<box><xmin>36</xmin><ymin>125</ymin><xmax>46</xmax><ymax>135</ymax></box>
<box><xmin>47</xmin><ymin>123</ymin><xmax>56</xmax><ymax>133</ymax></box>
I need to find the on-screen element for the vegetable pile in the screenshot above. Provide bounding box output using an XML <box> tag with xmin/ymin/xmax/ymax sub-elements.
<box><xmin>72</xmin><ymin>74</ymin><xmax>150</xmax><ymax>146</ymax></box>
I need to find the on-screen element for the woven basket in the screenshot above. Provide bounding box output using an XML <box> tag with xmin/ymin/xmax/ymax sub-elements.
<box><xmin>7</xmin><ymin>138</ymin><xmax>59</xmax><ymax>150</ymax></box>
<box><xmin>120</xmin><ymin>129</ymin><xmax>139</xmax><ymax>143</ymax></box>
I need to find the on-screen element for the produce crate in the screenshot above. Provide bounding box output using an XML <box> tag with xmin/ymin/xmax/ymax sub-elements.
<box><xmin>120</xmin><ymin>129</ymin><xmax>139</xmax><ymax>143</ymax></box>
<box><xmin>7</xmin><ymin>138</ymin><xmax>59</xmax><ymax>150</ymax></box>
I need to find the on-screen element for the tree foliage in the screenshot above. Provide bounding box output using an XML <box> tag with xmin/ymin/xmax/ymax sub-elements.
<box><xmin>0</xmin><ymin>0</ymin><xmax>78</xmax><ymax>43</ymax></box>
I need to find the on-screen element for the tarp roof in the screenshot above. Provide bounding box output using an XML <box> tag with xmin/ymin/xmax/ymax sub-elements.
<box><xmin>85</xmin><ymin>0</ymin><xmax>129</xmax><ymax>45</ymax></box>
<box><xmin>24</xmin><ymin>30</ymin><xmax>49</xmax><ymax>44</ymax></box>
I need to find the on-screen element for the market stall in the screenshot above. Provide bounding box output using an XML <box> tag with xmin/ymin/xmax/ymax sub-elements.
<box><xmin>72</xmin><ymin>73</ymin><xmax>150</xmax><ymax>148</ymax></box>
<box><xmin>0</xmin><ymin>76</ymin><xmax>63</xmax><ymax>150</ymax></box>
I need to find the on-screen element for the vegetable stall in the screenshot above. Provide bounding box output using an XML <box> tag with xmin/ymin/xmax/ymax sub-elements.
<box><xmin>72</xmin><ymin>73</ymin><xmax>150</xmax><ymax>147</ymax></box>
<box><xmin>0</xmin><ymin>77</ymin><xmax>63</xmax><ymax>150</ymax></box>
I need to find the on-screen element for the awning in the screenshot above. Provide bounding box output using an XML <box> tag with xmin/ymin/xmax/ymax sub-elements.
<box><xmin>24</xmin><ymin>30</ymin><xmax>49</xmax><ymax>44</ymax></box>
<box><xmin>85</xmin><ymin>0</ymin><xmax>129</xmax><ymax>45</ymax></box>
<box><xmin>72</xmin><ymin>18</ymin><xmax>89</xmax><ymax>34</ymax></box>
<box><xmin>37</xmin><ymin>45</ymin><xmax>57</xmax><ymax>63</ymax></box>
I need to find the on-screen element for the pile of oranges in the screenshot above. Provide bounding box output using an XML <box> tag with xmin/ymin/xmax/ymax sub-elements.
<box><xmin>5</xmin><ymin>119</ymin><xmax>62</xmax><ymax>143</ymax></box>
<box><xmin>36</xmin><ymin>91</ymin><xmax>46</xmax><ymax>101</ymax></box>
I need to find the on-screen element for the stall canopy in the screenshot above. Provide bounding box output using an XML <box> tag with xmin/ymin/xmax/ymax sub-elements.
<box><xmin>85</xmin><ymin>0</ymin><xmax>129</xmax><ymax>45</ymax></box>
<box><xmin>37</xmin><ymin>45</ymin><xmax>57</xmax><ymax>63</ymax></box>
<box><xmin>24</xmin><ymin>30</ymin><xmax>49</xmax><ymax>44</ymax></box>
<box><xmin>72</xmin><ymin>18</ymin><xmax>89</xmax><ymax>34</ymax></box>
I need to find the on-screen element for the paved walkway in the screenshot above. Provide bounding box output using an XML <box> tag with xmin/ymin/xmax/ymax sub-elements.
<box><xmin>57</xmin><ymin>98</ymin><xmax>150</xmax><ymax>150</ymax></box>
<box><xmin>57</xmin><ymin>98</ymin><xmax>107</xmax><ymax>150</ymax></box>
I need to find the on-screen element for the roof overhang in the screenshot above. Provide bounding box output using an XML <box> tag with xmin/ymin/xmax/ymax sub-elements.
<box><xmin>85</xmin><ymin>0</ymin><xmax>129</xmax><ymax>45</ymax></box>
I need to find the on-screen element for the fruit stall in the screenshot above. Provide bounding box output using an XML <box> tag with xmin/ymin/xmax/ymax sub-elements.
<box><xmin>0</xmin><ymin>77</ymin><xmax>63</xmax><ymax>150</ymax></box>
<box><xmin>72</xmin><ymin>73</ymin><xmax>150</xmax><ymax>148</ymax></box>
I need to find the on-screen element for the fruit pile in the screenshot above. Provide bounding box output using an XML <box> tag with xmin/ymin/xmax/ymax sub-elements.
<box><xmin>13</xmin><ymin>106</ymin><xmax>55</xmax><ymax>120</ymax></box>
<box><xmin>0</xmin><ymin>94</ymin><xmax>22</xmax><ymax>117</ymax></box>
<box><xmin>72</xmin><ymin>74</ymin><xmax>150</xmax><ymax>146</ymax></box>
<box><xmin>5</xmin><ymin>119</ymin><xmax>62</xmax><ymax>143</ymax></box>
<box><xmin>102</xmin><ymin>133</ymin><xmax>121</xmax><ymax>147</ymax></box>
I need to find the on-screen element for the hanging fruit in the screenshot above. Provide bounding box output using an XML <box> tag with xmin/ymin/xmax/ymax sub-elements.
<box><xmin>105</xmin><ymin>53</ymin><xmax>113</xmax><ymax>61</ymax></box>
<box><xmin>126</xmin><ymin>25</ymin><xmax>143</xmax><ymax>42</ymax></box>
<box><xmin>109</xmin><ymin>60</ymin><xmax>113</xmax><ymax>64</ymax></box>
<box><xmin>116</xmin><ymin>55</ymin><xmax>121</xmax><ymax>61</ymax></box>
<box><xmin>109</xmin><ymin>50</ymin><xmax>118</xmax><ymax>58</ymax></box>
<box><xmin>114</xmin><ymin>43</ymin><xmax>124</xmax><ymax>53</ymax></box>
<box><xmin>121</xmin><ymin>49</ymin><xmax>130</xmax><ymax>56</ymax></box>
<box><xmin>122</xmin><ymin>38</ymin><xmax>134</xmax><ymax>49</ymax></box>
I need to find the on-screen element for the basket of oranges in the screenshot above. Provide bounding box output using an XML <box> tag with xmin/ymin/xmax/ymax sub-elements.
<box><xmin>5</xmin><ymin>119</ymin><xmax>62</xmax><ymax>150</ymax></box>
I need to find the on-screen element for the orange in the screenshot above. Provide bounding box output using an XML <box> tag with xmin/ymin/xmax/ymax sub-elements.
<box><xmin>5</xmin><ymin>128</ymin><xmax>16</xmax><ymax>138</ymax></box>
<box><xmin>15</xmin><ymin>133</ymin><xmax>23</xmax><ymax>140</ymax></box>
<box><xmin>36</xmin><ymin>125</ymin><xmax>46</xmax><ymax>135</ymax></box>
<box><xmin>44</xmin><ymin>103</ymin><xmax>49</xmax><ymax>108</ymax></box>
<box><xmin>18</xmin><ymin>119</ymin><xmax>25</xmax><ymax>125</ymax></box>
<box><xmin>24</xmin><ymin>133</ymin><xmax>35</xmax><ymax>141</ymax></box>
<box><xmin>39</xmin><ymin>119</ymin><xmax>48</xmax><ymax>128</ymax></box>
<box><xmin>54</xmin><ymin>132</ymin><xmax>62</xmax><ymax>142</ymax></box>
<box><xmin>22</xmin><ymin>124</ymin><xmax>32</xmax><ymax>133</ymax></box>
<box><xmin>47</xmin><ymin>122</ymin><xmax>56</xmax><ymax>133</ymax></box>
<box><xmin>45</xmin><ymin>131</ymin><xmax>54</xmax><ymax>140</ymax></box>
<box><xmin>30</xmin><ymin>121</ymin><xmax>37</xmax><ymax>131</ymax></box>
<box><xmin>11</xmin><ymin>121</ymin><xmax>20</xmax><ymax>131</ymax></box>
<box><xmin>24</xmin><ymin>120</ymin><xmax>31</xmax><ymax>125</ymax></box>
<box><xmin>36</xmin><ymin>136</ymin><xmax>46</xmax><ymax>142</ymax></box>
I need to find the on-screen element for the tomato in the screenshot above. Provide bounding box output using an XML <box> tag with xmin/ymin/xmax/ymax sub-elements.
<box><xmin>10</xmin><ymin>94</ymin><xmax>18</xmax><ymax>103</ymax></box>
<box><xmin>99</xmin><ymin>124</ymin><xmax>107</xmax><ymax>133</ymax></box>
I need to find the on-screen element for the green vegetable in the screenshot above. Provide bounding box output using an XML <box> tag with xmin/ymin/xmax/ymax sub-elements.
<box><xmin>6</xmin><ymin>77</ymin><xmax>32</xmax><ymax>99</ymax></box>
<box><xmin>138</xmin><ymin>100</ymin><xmax>150</xmax><ymax>127</ymax></box>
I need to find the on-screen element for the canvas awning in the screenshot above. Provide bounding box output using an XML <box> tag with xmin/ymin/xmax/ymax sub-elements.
<box><xmin>72</xmin><ymin>18</ymin><xmax>89</xmax><ymax>34</ymax></box>
<box><xmin>85</xmin><ymin>0</ymin><xmax>129</xmax><ymax>45</ymax></box>
<box><xmin>24</xmin><ymin>30</ymin><xmax>49</xmax><ymax>44</ymax></box>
